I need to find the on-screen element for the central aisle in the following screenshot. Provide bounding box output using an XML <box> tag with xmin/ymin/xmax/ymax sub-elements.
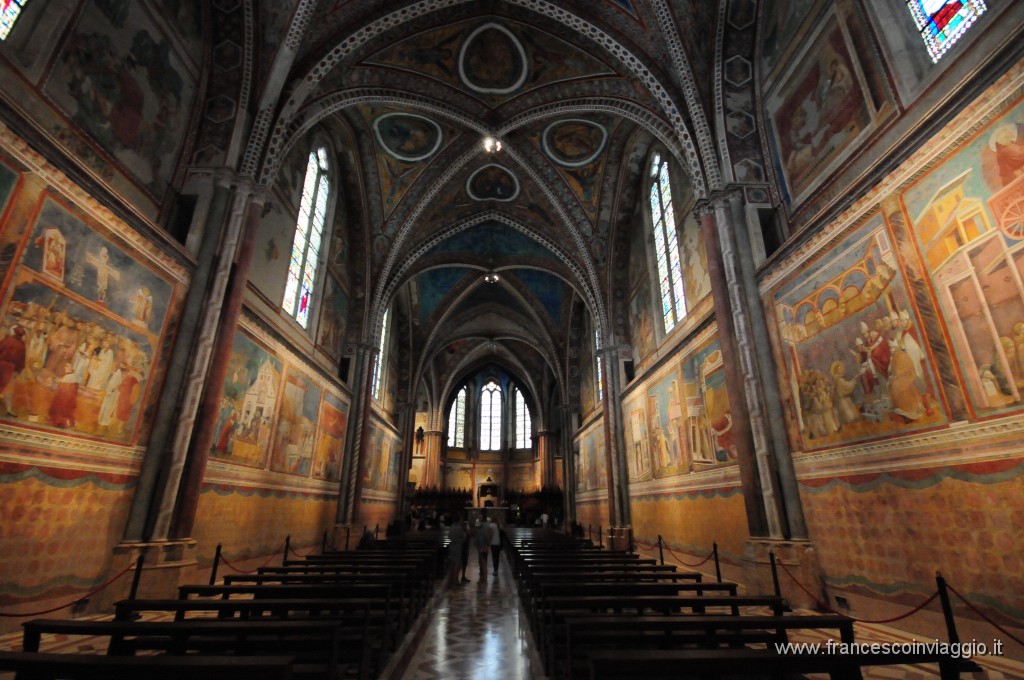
<box><xmin>397</xmin><ymin>549</ymin><xmax>546</xmax><ymax>680</ymax></box>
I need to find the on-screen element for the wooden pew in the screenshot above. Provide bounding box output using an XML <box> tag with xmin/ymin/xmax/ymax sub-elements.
<box><xmin>586</xmin><ymin>648</ymin><xmax>956</xmax><ymax>680</ymax></box>
<box><xmin>561</xmin><ymin>613</ymin><xmax>856</xmax><ymax>680</ymax></box>
<box><xmin>0</xmin><ymin>651</ymin><xmax>295</xmax><ymax>680</ymax></box>
<box><xmin>21</xmin><ymin>619</ymin><xmax>354</xmax><ymax>680</ymax></box>
<box><xmin>538</xmin><ymin>594</ymin><xmax>786</xmax><ymax>674</ymax></box>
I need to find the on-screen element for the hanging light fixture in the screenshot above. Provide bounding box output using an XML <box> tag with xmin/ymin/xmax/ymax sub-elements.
<box><xmin>483</xmin><ymin>271</ymin><xmax>500</xmax><ymax>283</ymax></box>
<box><xmin>482</xmin><ymin>135</ymin><xmax>502</xmax><ymax>153</ymax></box>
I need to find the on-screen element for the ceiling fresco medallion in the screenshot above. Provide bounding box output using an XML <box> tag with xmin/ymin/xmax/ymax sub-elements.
<box><xmin>466</xmin><ymin>164</ymin><xmax>521</xmax><ymax>201</ymax></box>
<box><xmin>458</xmin><ymin>22</ymin><xmax>529</xmax><ymax>95</ymax></box>
<box><xmin>372</xmin><ymin>112</ymin><xmax>443</xmax><ymax>162</ymax></box>
<box><xmin>542</xmin><ymin>119</ymin><xmax>608</xmax><ymax>168</ymax></box>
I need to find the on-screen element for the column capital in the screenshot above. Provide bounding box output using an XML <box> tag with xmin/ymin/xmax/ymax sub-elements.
<box><xmin>692</xmin><ymin>198</ymin><xmax>715</xmax><ymax>218</ymax></box>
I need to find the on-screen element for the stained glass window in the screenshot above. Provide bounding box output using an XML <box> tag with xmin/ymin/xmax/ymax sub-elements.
<box><xmin>448</xmin><ymin>387</ymin><xmax>467</xmax><ymax>448</ymax></box>
<box><xmin>371</xmin><ymin>308</ymin><xmax>389</xmax><ymax>400</ymax></box>
<box><xmin>480</xmin><ymin>380</ymin><xmax>501</xmax><ymax>451</ymax></box>
<box><xmin>905</xmin><ymin>0</ymin><xmax>986</xmax><ymax>63</ymax></box>
<box><xmin>282</xmin><ymin>147</ymin><xmax>330</xmax><ymax>328</ymax></box>
<box><xmin>0</xmin><ymin>0</ymin><xmax>28</xmax><ymax>41</ymax></box>
<box><xmin>514</xmin><ymin>388</ymin><xmax>531</xmax><ymax>449</ymax></box>
<box><xmin>594</xmin><ymin>330</ymin><xmax>604</xmax><ymax>403</ymax></box>
<box><xmin>649</xmin><ymin>153</ymin><xmax>687</xmax><ymax>331</ymax></box>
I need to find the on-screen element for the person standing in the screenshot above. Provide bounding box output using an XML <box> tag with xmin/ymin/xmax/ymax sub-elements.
<box><xmin>488</xmin><ymin>516</ymin><xmax>502</xmax><ymax>575</ymax></box>
<box><xmin>473</xmin><ymin>518</ymin><xmax>492</xmax><ymax>580</ymax></box>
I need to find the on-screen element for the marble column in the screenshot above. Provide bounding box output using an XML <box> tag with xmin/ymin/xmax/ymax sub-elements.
<box><xmin>600</xmin><ymin>342</ymin><xmax>632</xmax><ymax>549</ymax></box>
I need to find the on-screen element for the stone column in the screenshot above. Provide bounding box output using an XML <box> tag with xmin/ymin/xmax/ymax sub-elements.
<box><xmin>169</xmin><ymin>190</ymin><xmax>268</xmax><ymax>540</ymax></box>
<box><xmin>537</xmin><ymin>430</ymin><xmax>557</xmax><ymax>489</ymax></box>
<box><xmin>694</xmin><ymin>199</ymin><xmax>771</xmax><ymax>538</ymax></box>
<box><xmin>422</xmin><ymin>430</ymin><xmax>443</xmax><ymax>489</ymax></box>
<box><xmin>601</xmin><ymin>343</ymin><xmax>632</xmax><ymax>550</ymax></box>
<box><xmin>703</xmin><ymin>190</ymin><xmax>822</xmax><ymax>608</ymax></box>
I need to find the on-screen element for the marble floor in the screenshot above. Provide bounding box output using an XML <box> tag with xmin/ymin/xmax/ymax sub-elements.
<box><xmin>393</xmin><ymin>550</ymin><xmax>545</xmax><ymax>680</ymax></box>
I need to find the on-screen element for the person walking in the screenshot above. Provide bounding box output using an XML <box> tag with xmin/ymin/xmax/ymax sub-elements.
<box><xmin>447</xmin><ymin>515</ymin><xmax>468</xmax><ymax>588</ymax></box>
<box><xmin>488</xmin><ymin>516</ymin><xmax>502</xmax><ymax>575</ymax></box>
<box><xmin>473</xmin><ymin>517</ymin><xmax>492</xmax><ymax>580</ymax></box>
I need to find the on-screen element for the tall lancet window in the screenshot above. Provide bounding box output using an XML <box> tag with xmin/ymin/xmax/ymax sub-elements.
<box><xmin>649</xmin><ymin>153</ymin><xmax>687</xmax><ymax>331</ymax></box>
<box><xmin>594</xmin><ymin>330</ymin><xmax>604</xmax><ymax>402</ymax></box>
<box><xmin>448</xmin><ymin>387</ymin><xmax>467</xmax><ymax>448</ymax></box>
<box><xmin>371</xmin><ymin>308</ymin><xmax>389</xmax><ymax>400</ymax></box>
<box><xmin>480</xmin><ymin>380</ymin><xmax>502</xmax><ymax>451</ymax></box>
<box><xmin>514</xmin><ymin>388</ymin><xmax>531</xmax><ymax>449</ymax></box>
<box><xmin>905</xmin><ymin>0</ymin><xmax>986</xmax><ymax>62</ymax></box>
<box><xmin>0</xmin><ymin>0</ymin><xmax>29</xmax><ymax>40</ymax></box>
<box><xmin>282</xmin><ymin>147</ymin><xmax>330</xmax><ymax>328</ymax></box>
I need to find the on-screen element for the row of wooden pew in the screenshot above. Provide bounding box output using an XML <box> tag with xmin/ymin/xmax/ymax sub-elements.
<box><xmin>1</xmin><ymin>533</ymin><xmax>448</xmax><ymax>680</ymax></box>
<box><xmin>507</xmin><ymin>528</ymin><xmax>960</xmax><ymax>680</ymax></box>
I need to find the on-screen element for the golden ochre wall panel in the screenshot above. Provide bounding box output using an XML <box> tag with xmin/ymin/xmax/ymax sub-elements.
<box><xmin>0</xmin><ymin>465</ymin><xmax>133</xmax><ymax>606</ymax></box>
<box><xmin>192</xmin><ymin>484</ymin><xmax>337</xmax><ymax>567</ymax></box>
<box><xmin>799</xmin><ymin>460</ymin><xmax>1024</xmax><ymax>625</ymax></box>
<box><xmin>629</xmin><ymin>487</ymin><xmax>747</xmax><ymax>569</ymax></box>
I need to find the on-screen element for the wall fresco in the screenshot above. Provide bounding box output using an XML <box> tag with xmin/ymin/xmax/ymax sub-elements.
<box><xmin>363</xmin><ymin>421</ymin><xmax>401</xmax><ymax>493</ymax></box>
<box><xmin>1</xmin><ymin>193</ymin><xmax>177</xmax><ymax>444</ymax></box>
<box><xmin>212</xmin><ymin>333</ymin><xmax>281</xmax><ymax>468</ymax></box>
<box><xmin>270</xmin><ymin>368</ymin><xmax>322</xmax><ymax>477</ymax></box>
<box><xmin>317</xmin><ymin>274</ymin><xmax>348</xmax><ymax>364</ymax></box>
<box><xmin>901</xmin><ymin>97</ymin><xmax>1024</xmax><ymax>417</ymax></box>
<box><xmin>45</xmin><ymin>0</ymin><xmax>196</xmax><ymax>194</ymax></box>
<box><xmin>771</xmin><ymin>216</ymin><xmax>947</xmax><ymax>450</ymax></box>
<box><xmin>575</xmin><ymin>421</ymin><xmax>606</xmax><ymax>493</ymax></box>
<box><xmin>312</xmin><ymin>391</ymin><xmax>347</xmax><ymax>482</ymax></box>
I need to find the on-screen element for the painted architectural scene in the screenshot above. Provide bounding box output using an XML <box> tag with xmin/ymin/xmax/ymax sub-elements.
<box><xmin>771</xmin><ymin>215</ymin><xmax>946</xmax><ymax>451</ymax></box>
<box><xmin>575</xmin><ymin>421</ymin><xmax>606</xmax><ymax>493</ymax></box>
<box><xmin>363</xmin><ymin>422</ymin><xmax>401</xmax><ymax>493</ymax></box>
<box><xmin>271</xmin><ymin>368</ymin><xmax>323</xmax><ymax>477</ymax></box>
<box><xmin>679</xmin><ymin>338</ymin><xmax>736</xmax><ymax>466</ymax></box>
<box><xmin>212</xmin><ymin>332</ymin><xmax>282</xmax><ymax>468</ymax></box>
<box><xmin>902</xmin><ymin>96</ymin><xmax>1024</xmax><ymax>416</ymax></box>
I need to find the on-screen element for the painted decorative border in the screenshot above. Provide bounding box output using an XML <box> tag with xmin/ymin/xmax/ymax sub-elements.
<box><xmin>541</xmin><ymin>118</ymin><xmax>608</xmax><ymax>168</ymax></box>
<box><xmin>465</xmin><ymin>163</ymin><xmax>521</xmax><ymax>202</ymax></box>
<box><xmin>457</xmin><ymin>22</ymin><xmax>530</xmax><ymax>95</ymax></box>
<box><xmin>371</xmin><ymin>112</ymin><xmax>444</xmax><ymax>162</ymax></box>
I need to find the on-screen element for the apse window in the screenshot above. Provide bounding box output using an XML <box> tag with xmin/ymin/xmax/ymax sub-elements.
<box><xmin>282</xmin><ymin>147</ymin><xmax>330</xmax><ymax>328</ymax></box>
<box><xmin>906</xmin><ymin>0</ymin><xmax>986</xmax><ymax>63</ymax></box>
<box><xmin>514</xmin><ymin>388</ymin><xmax>531</xmax><ymax>449</ymax></box>
<box><xmin>0</xmin><ymin>0</ymin><xmax>28</xmax><ymax>40</ymax></box>
<box><xmin>448</xmin><ymin>386</ymin><xmax>467</xmax><ymax>448</ymax></box>
<box><xmin>649</xmin><ymin>153</ymin><xmax>687</xmax><ymax>332</ymax></box>
<box><xmin>371</xmin><ymin>308</ymin><xmax>389</xmax><ymax>400</ymax></box>
<box><xmin>480</xmin><ymin>380</ymin><xmax>502</xmax><ymax>451</ymax></box>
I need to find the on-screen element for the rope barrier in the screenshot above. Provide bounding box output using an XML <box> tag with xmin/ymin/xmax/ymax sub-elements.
<box><xmin>663</xmin><ymin>543</ymin><xmax>714</xmax><ymax>568</ymax></box>
<box><xmin>776</xmin><ymin>560</ymin><xmax>939</xmax><ymax>624</ymax></box>
<box><xmin>947</xmin><ymin>583</ymin><xmax>1024</xmax><ymax>648</ymax></box>
<box><xmin>219</xmin><ymin>541</ymin><xmax>287</xmax><ymax>574</ymax></box>
<box><xmin>288</xmin><ymin>543</ymin><xmax>318</xmax><ymax>558</ymax></box>
<box><xmin>633</xmin><ymin>539</ymin><xmax>659</xmax><ymax>551</ymax></box>
<box><xmin>0</xmin><ymin>563</ymin><xmax>135</xmax><ymax>618</ymax></box>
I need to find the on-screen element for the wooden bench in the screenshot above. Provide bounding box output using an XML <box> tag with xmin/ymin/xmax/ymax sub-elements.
<box><xmin>586</xmin><ymin>648</ymin><xmax>956</xmax><ymax>680</ymax></box>
<box><xmin>0</xmin><ymin>651</ymin><xmax>294</xmax><ymax>680</ymax></box>
<box><xmin>561</xmin><ymin>613</ymin><xmax>856</xmax><ymax>680</ymax></box>
<box><xmin>21</xmin><ymin>619</ymin><xmax>355</xmax><ymax>680</ymax></box>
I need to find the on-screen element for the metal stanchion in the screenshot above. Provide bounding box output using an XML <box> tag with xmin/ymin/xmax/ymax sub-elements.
<box><xmin>283</xmin><ymin>535</ymin><xmax>290</xmax><ymax>565</ymax></box>
<box><xmin>936</xmin><ymin>572</ymin><xmax>983</xmax><ymax>673</ymax></box>
<box><xmin>598</xmin><ymin>525</ymin><xmax>602</xmax><ymax>548</ymax></box>
<box><xmin>769</xmin><ymin>551</ymin><xmax>781</xmax><ymax>598</ymax></box>
<box><xmin>209</xmin><ymin>544</ymin><xmax>222</xmax><ymax>585</ymax></box>
<box><xmin>129</xmin><ymin>552</ymin><xmax>146</xmax><ymax>600</ymax></box>
<box><xmin>713</xmin><ymin>542</ymin><xmax>722</xmax><ymax>583</ymax></box>
<box><xmin>658</xmin><ymin>535</ymin><xmax>664</xmax><ymax>566</ymax></box>
<box><xmin>321</xmin><ymin>531</ymin><xmax>328</xmax><ymax>554</ymax></box>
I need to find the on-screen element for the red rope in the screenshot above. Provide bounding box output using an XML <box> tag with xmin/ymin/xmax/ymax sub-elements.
<box><xmin>633</xmin><ymin>540</ymin><xmax>659</xmax><ymax>551</ymax></box>
<box><xmin>776</xmin><ymin>560</ymin><xmax>939</xmax><ymax>624</ymax></box>
<box><xmin>0</xmin><ymin>563</ymin><xmax>135</xmax><ymax>618</ymax></box>
<box><xmin>947</xmin><ymin>583</ymin><xmax>1024</xmax><ymax>648</ymax></box>
<box><xmin>664</xmin><ymin>544</ymin><xmax>714</xmax><ymax>568</ymax></box>
<box><xmin>219</xmin><ymin>541</ymin><xmax>286</xmax><ymax>574</ymax></box>
<box><xmin>288</xmin><ymin>544</ymin><xmax>319</xmax><ymax>558</ymax></box>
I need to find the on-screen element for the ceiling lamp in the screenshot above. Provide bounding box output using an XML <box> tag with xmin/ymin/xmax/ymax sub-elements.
<box><xmin>482</xmin><ymin>136</ymin><xmax>502</xmax><ymax>153</ymax></box>
<box><xmin>483</xmin><ymin>271</ymin><xmax>500</xmax><ymax>284</ymax></box>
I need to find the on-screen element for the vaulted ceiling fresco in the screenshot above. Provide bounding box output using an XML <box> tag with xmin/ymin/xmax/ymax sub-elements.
<box><xmin>256</xmin><ymin>0</ymin><xmax>721</xmax><ymax>425</ymax></box>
